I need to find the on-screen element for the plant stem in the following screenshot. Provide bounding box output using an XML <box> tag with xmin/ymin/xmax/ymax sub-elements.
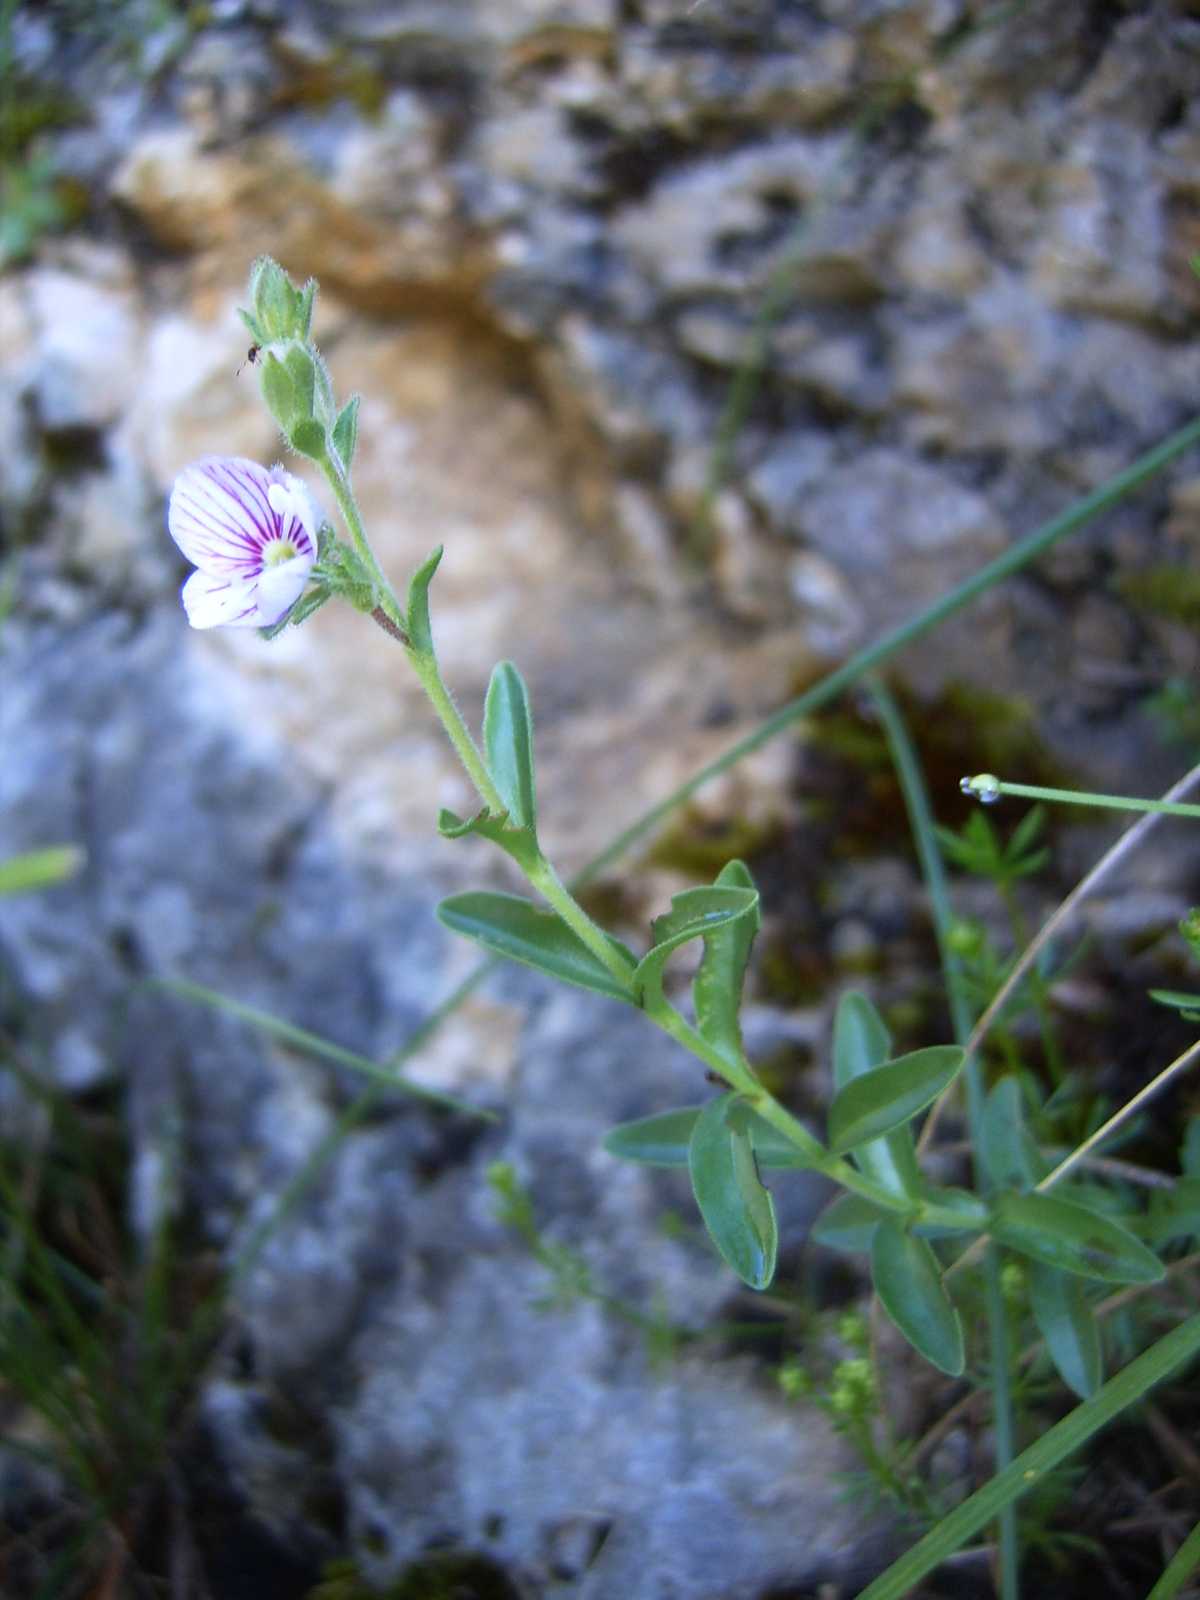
<box><xmin>965</xmin><ymin>777</ymin><xmax>1200</xmax><ymax>820</ymax></box>
<box><xmin>525</xmin><ymin>855</ymin><xmax>639</xmax><ymax>989</ymax></box>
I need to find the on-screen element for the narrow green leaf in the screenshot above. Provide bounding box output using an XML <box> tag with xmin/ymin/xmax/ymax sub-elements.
<box><xmin>692</xmin><ymin>860</ymin><xmax>760</xmax><ymax>1069</ymax></box>
<box><xmin>1150</xmin><ymin>988</ymin><xmax>1200</xmax><ymax>1016</ymax></box>
<box><xmin>437</xmin><ymin>890</ymin><xmax>636</xmax><ymax>1004</ymax></box>
<box><xmin>980</xmin><ymin>1075</ymin><xmax>1048</xmax><ymax>1190</ymax></box>
<box><xmin>688</xmin><ymin>1094</ymin><xmax>778</xmax><ymax>1289</ymax></box>
<box><xmin>633</xmin><ymin>885</ymin><xmax>758</xmax><ymax>1011</ymax></box>
<box><xmin>856</xmin><ymin>1311</ymin><xmax>1200</xmax><ymax>1600</ymax></box>
<box><xmin>332</xmin><ymin>394</ymin><xmax>360</xmax><ymax>470</ymax></box>
<box><xmin>872</xmin><ymin>1218</ymin><xmax>965</xmax><ymax>1375</ymax></box>
<box><xmin>831</xmin><ymin>992</ymin><xmax>920</xmax><ymax>1199</ymax></box>
<box><xmin>406</xmin><ymin>545</ymin><xmax>444</xmax><ymax>656</ymax></box>
<box><xmin>1146</xmin><ymin>1515</ymin><xmax>1200</xmax><ymax>1600</ymax></box>
<box><xmin>436</xmin><ymin>807</ymin><xmax>541</xmax><ymax>872</ymax></box>
<box><xmin>604</xmin><ymin>1104</ymin><xmax>811</xmax><ymax>1170</ymax></box>
<box><xmin>1029</xmin><ymin>1261</ymin><xmax>1103</xmax><ymax>1399</ymax></box>
<box><xmin>989</xmin><ymin>1190</ymin><xmax>1165</xmax><ymax>1284</ymax></box>
<box><xmin>0</xmin><ymin>846</ymin><xmax>83</xmax><ymax>896</ymax></box>
<box><xmin>604</xmin><ymin>1108</ymin><xmax>700</xmax><ymax>1166</ymax></box>
<box><xmin>483</xmin><ymin>661</ymin><xmax>537</xmax><ymax>832</ymax></box>
<box><xmin>832</xmin><ymin>991</ymin><xmax>891</xmax><ymax>1085</ymax></box>
<box><xmin>827</xmin><ymin>1046</ymin><xmax>964</xmax><ymax>1156</ymax></box>
<box><xmin>811</xmin><ymin>1191</ymin><xmax>887</xmax><ymax>1253</ymax></box>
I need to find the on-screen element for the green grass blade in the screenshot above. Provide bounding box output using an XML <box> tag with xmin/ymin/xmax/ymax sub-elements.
<box><xmin>859</xmin><ymin>1311</ymin><xmax>1200</xmax><ymax>1600</ymax></box>
<box><xmin>1146</xmin><ymin>1516</ymin><xmax>1200</xmax><ymax>1600</ymax></box>
<box><xmin>158</xmin><ymin>977</ymin><xmax>497</xmax><ymax>1121</ymax></box>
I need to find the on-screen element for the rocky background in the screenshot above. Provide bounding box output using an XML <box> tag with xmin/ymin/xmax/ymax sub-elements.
<box><xmin>3</xmin><ymin>2</ymin><xmax>1200</xmax><ymax>1596</ymax></box>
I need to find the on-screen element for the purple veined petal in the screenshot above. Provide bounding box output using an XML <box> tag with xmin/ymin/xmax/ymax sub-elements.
<box><xmin>181</xmin><ymin>569</ymin><xmax>262</xmax><ymax>629</ymax></box>
<box><xmin>266</xmin><ymin>471</ymin><xmax>319</xmax><ymax>556</ymax></box>
<box><xmin>169</xmin><ymin>456</ymin><xmax>282</xmax><ymax>576</ymax></box>
<box><xmin>255</xmin><ymin>551</ymin><xmax>314</xmax><ymax>625</ymax></box>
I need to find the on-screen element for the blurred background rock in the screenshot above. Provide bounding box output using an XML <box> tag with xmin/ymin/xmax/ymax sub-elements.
<box><xmin>2</xmin><ymin>2</ymin><xmax>1200</xmax><ymax>1595</ymax></box>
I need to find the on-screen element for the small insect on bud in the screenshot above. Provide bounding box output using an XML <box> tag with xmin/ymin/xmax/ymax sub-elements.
<box><xmin>236</xmin><ymin>344</ymin><xmax>262</xmax><ymax>377</ymax></box>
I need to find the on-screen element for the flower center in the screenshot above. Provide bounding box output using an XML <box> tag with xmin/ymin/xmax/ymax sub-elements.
<box><xmin>262</xmin><ymin>538</ymin><xmax>299</xmax><ymax>567</ymax></box>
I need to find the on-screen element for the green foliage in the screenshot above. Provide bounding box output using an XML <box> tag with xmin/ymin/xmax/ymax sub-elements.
<box><xmin>483</xmin><ymin>661</ymin><xmax>538</xmax><ymax>832</ymax></box>
<box><xmin>988</xmin><ymin>1190</ymin><xmax>1164</xmax><ymax>1285</ymax></box>
<box><xmin>436</xmin><ymin>891</ymin><xmax>638</xmax><ymax>1002</ymax></box>
<box><xmin>827</xmin><ymin>1045</ymin><xmax>964</xmax><ymax>1158</ymax></box>
<box><xmin>936</xmin><ymin>804</ymin><xmax>1050</xmax><ymax>887</ymax></box>
<box><xmin>602</xmin><ymin>1104</ymin><xmax>811</xmax><ymax>1169</ymax></box>
<box><xmin>687</xmin><ymin>1094</ymin><xmax>779</xmax><ymax>1290</ymax></box>
<box><xmin>871</xmin><ymin>1219</ymin><xmax>965</xmax><ymax>1376</ymax></box>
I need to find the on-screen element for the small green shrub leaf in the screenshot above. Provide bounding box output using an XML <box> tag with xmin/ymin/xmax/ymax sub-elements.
<box><xmin>989</xmin><ymin>1190</ymin><xmax>1165</xmax><ymax>1284</ymax></box>
<box><xmin>437</xmin><ymin>891</ymin><xmax>637</xmax><ymax>1003</ymax></box>
<box><xmin>811</xmin><ymin>1192</ymin><xmax>887</xmax><ymax>1253</ymax></box>
<box><xmin>832</xmin><ymin>991</ymin><xmax>891</xmax><ymax>1085</ymax></box>
<box><xmin>692</xmin><ymin>860</ymin><xmax>760</xmax><ymax>1069</ymax></box>
<box><xmin>483</xmin><ymin>661</ymin><xmax>537</xmax><ymax>832</ymax></box>
<box><xmin>604</xmin><ymin>1108</ymin><xmax>701</xmax><ymax>1166</ymax></box>
<box><xmin>872</xmin><ymin>1218</ymin><xmax>965</xmax><ymax>1375</ymax></box>
<box><xmin>633</xmin><ymin>885</ymin><xmax>759</xmax><ymax>1012</ymax></box>
<box><xmin>831</xmin><ymin>992</ymin><xmax>921</xmax><ymax>1199</ymax></box>
<box><xmin>980</xmin><ymin>1076</ymin><xmax>1048</xmax><ymax>1190</ymax></box>
<box><xmin>406</xmin><ymin>546</ymin><xmax>444</xmax><ymax>656</ymax></box>
<box><xmin>1029</xmin><ymin>1261</ymin><xmax>1103</xmax><ymax>1399</ymax></box>
<box><xmin>604</xmin><ymin>1104</ymin><xmax>813</xmax><ymax>1169</ymax></box>
<box><xmin>688</xmin><ymin>1094</ymin><xmax>778</xmax><ymax>1290</ymax></box>
<box><xmin>827</xmin><ymin>1046</ymin><xmax>965</xmax><ymax>1156</ymax></box>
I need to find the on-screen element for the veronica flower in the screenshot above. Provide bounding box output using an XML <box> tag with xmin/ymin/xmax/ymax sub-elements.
<box><xmin>167</xmin><ymin>456</ymin><xmax>319</xmax><ymax>629</ymax></box>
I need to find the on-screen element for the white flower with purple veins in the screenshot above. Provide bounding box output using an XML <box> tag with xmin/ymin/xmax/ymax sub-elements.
<box><xmin>167</xmin><ymin>456</ymin><xmax>319</xmax><ymax>629</ymax></box>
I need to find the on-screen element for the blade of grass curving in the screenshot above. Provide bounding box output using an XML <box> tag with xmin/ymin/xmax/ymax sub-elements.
<box><xmin>1146</xmin><ymin>1515</ymin><xmax>1200</xmax><ymax>1600</ymax></box>
<box><xmin>868</xmin><ymin>673</ymin><xmax>1019</xmax><ymax>1599</ymax></box>
<box><xmin>856</xmin><ymin>1310</ymin><xmax>1200</xmax><ymax>1600</ymax></box>
<box><xmin>158</xmin><ymin>977</ymin><xmax>498</xmax><ymax>1121</ymax></box>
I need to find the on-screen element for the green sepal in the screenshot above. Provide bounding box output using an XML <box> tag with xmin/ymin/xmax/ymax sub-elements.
<box><xmin>406</xmin><ymin>545</ymin><xmax>444</xmax><ymax>656</ymax></box>
<box><xmin>297</xmin><ymin>278</ymin><xmax>317</xmax><ymax>338</ymax></box>
<box><xmin>827</xmin><ymin>1045</ymin><xmax>964</xmax><ymax>1157</ymax></box>
<box><xmin>257</xmin><ymin>585</ymin><xmax>331</xmax><ymax>639</ymax></box>
<box><xmin>332</xmin><ymin>394</ymin><xmax>360</xmax><ymax>471</ymax></box>
<box><xmin>259</xmin><ymin>351</ymin><xmax>297</xmax><ymax>430</ymax></box>
<box><xmin>633</xmin><ymin>885</ymin><xmax>759</xmax><ymax>1012</ymax></box>
<box><xmin>692</xmin><ymin>859</ymin><xmax>760</xmax><ymax>1071</ymax></box>
<box><xmin>604</xmin><ymin>1104</ymin><xmax>815</xmax><ymax>1170</ymax></box>
<box><xmin>248</xmin><ymin>256</ymin><xmax>314</xmax><ymax>343</ymax></box>
<box><xmin>988</xmin><ymin>1190</ymin><xmax>1165</xmax><ymax>1284</ymax></box>
<box><xmin>1028</xmin><ymin>1262</ymin><xmax>1103</xmax><ymax>1399</ymax></box>
<box><xmin>289</xmin><ymin>419</ymin><xmax>329</xmax><ymax>461</ymax></box>
<box><xmin>831</xmin><ymin>992</ymin><xmax>921</xmax><ymax>1199</ymax></box>
<box><xmin>688</xmin><ymin>1093</ymin><xmax>778</xmax><ymax>1290</ymax></box>
<box><xmin>436</xmin><ymin>889</ymin><xmax>637</xmax><ymax>1004</ymax></box>
<box><xmin>811</xmin><ymin>1192</ymin><xmax>887</xmax><ymax>1254</ymax></box>
<box><xmin>237</xmin><ymin>305</ymin><xmax>264</xmax><ymax>345</ymax></box>
<box><xmin>281</xmin><ymin>342</ymin><xmax>318</xmax><ymax>418</ymax></box>
<box><xmin>872</xmin><ymin>1217</ymin><xmax>965</xmax><ymax>1376</ymax></box>
<box><xmin>0</xmin><ymin>845</ymin><xmax>84</xmax><ymax>897</ymax></box>
<box><xmin>483</xmin><ymin>661</ymin><xmax>537</xmax><ymax>833</ymax></box>
<box><xmin>980</xmin><ymin>1075</ymin><xmax>1048</xmax><ymax>1190</ymax></box>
